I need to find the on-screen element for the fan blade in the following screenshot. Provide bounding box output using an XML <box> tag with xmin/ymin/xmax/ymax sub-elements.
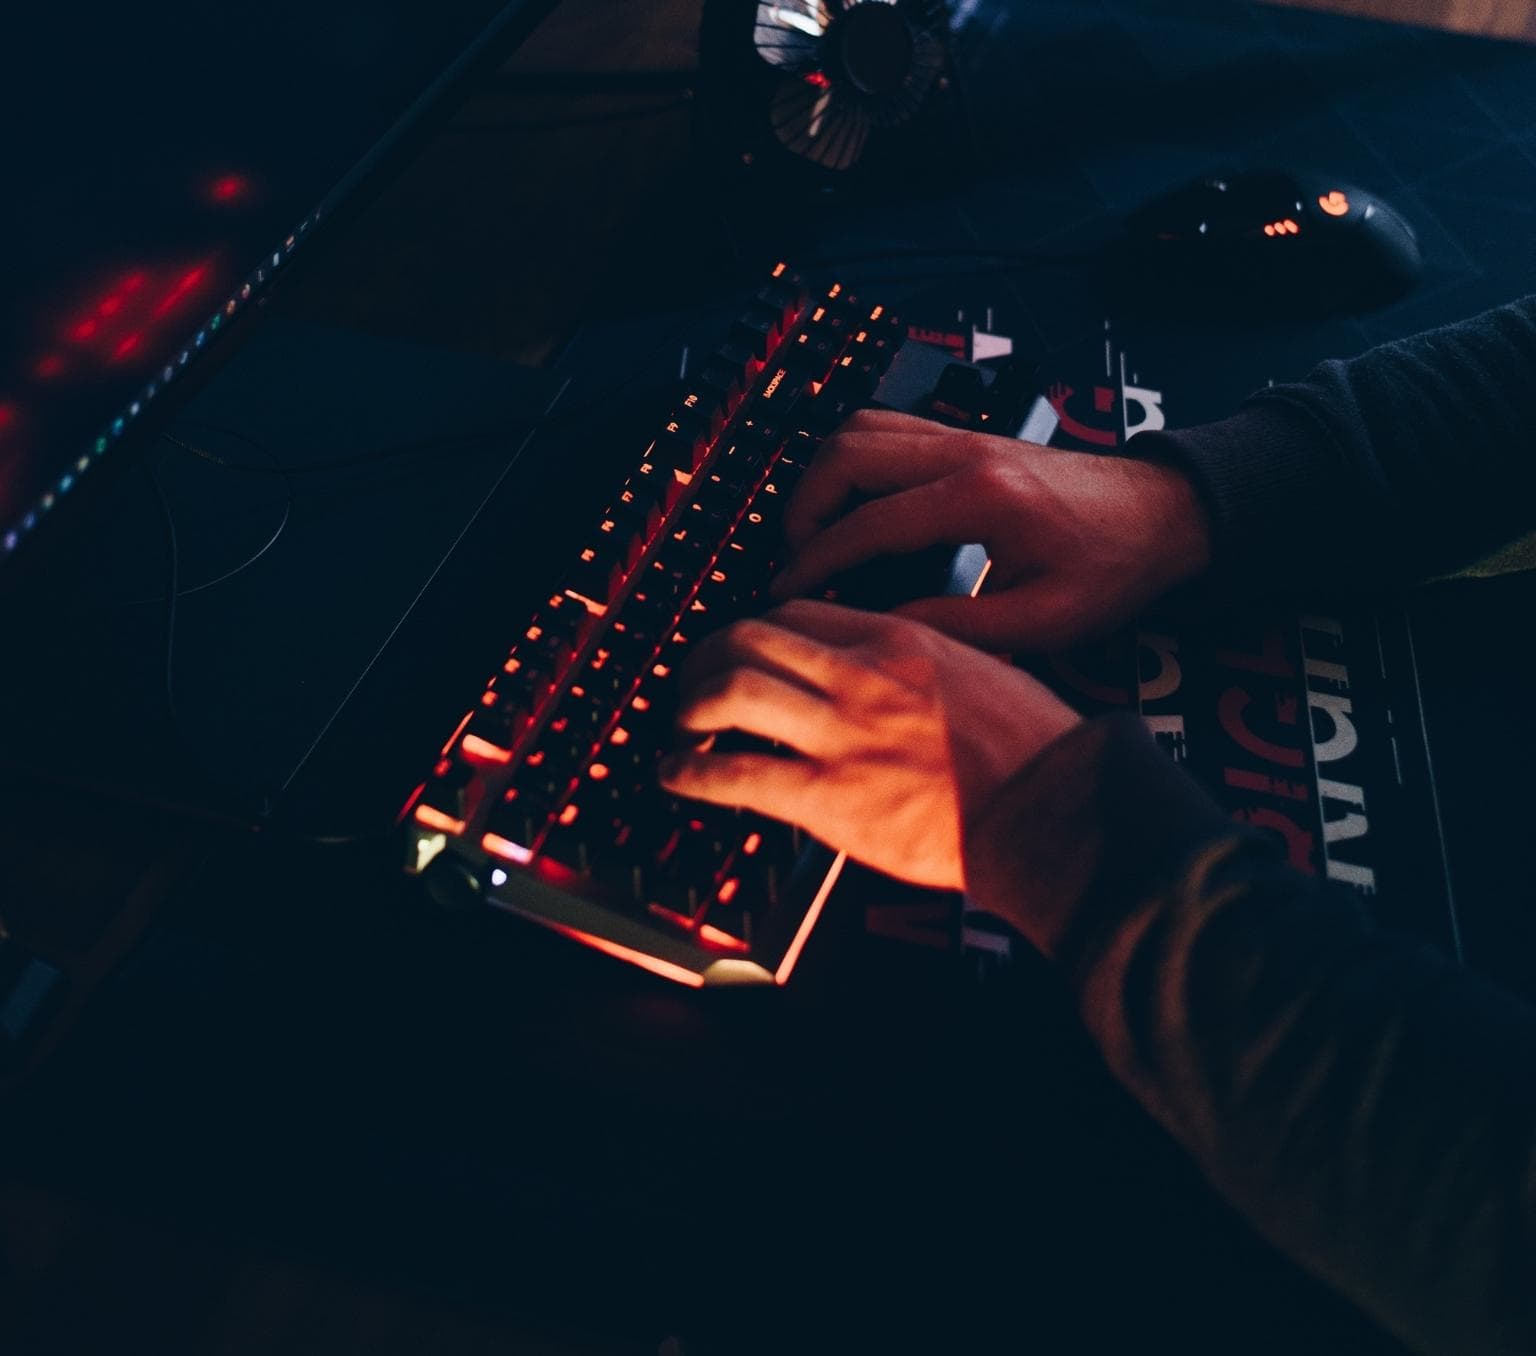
<box><xmin>770</xmin><ymin>78</ymin><xmax>870</xmax><ymax>171</ymax></box>
<box><xmin>754</xmin><ymin>0</ymin><xmax>829</xmax><ymax>69</ymax></box>
<box><xmin>866</xmin><ymin>26</ymin><xmax>944</xmax><ymax>126</ymax></box>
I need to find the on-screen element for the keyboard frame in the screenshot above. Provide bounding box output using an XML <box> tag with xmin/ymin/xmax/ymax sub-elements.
<box><xmin>405</xmin><ymin>267</ymin><xmax>905</xmax><ymax>986</ymax></box>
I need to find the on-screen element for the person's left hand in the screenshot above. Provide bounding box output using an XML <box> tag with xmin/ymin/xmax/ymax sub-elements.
<box><xmin>658</xmin><ymin>600</ymin><xmax>1081</xmax><ymax>891</ymax></box>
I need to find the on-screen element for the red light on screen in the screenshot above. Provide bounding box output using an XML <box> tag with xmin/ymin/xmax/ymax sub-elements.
<box><xmin>0</xmin><ymin>403</ymin><xmax>17</xmax><ymax>434</ymax></box>
<box><xmin>208</xmin><ymin>173</ymin><xmax>250</xmax><ymax>204</ymax></box>
<box><xmin>152</xmin><ymin>264</ymin><xmax>210</xmax><ymax>319</ymax></box>
<box><xmin>59</xmin><ymin>260</ymin><xmax>215</xmax><ymax>370</ymax></box>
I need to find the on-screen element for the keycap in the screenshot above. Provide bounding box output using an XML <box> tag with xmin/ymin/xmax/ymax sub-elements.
<box><xmin>650</xmin><ymin>418</ymin><xmax>709</xmax><ymax>474</ymax></box>
<box><xmin>757</xmin><ymin>276</ymin><xmax>805</xmax><ymax>327</ymax></box>
<box><xmin>731</xmin><ymin>312</ymin><xmax>775</xmax><ymax>361</ymax></box>
<box><xmin>463</xmin><ymin>706</ymin><xmax>529</xmax><ymax>759</ymax></box>
<box><xmin>699</xmin><ymin>357</ymin><xmax>745</xmax><ymax>409</ymax></box>
<box><xmin>677</xmin><ymin>387</ymin><xmax>727</xmax><ymax>441</ymax></box>
<box><xmin>421</xmin><ymin>757</ymin><xmax>483</xmax><ymax>820</ymax></box>
<box><xmin>568</xmin><ymin>542</ymin><xmax>623</xmax><ymax>607</ymax></box>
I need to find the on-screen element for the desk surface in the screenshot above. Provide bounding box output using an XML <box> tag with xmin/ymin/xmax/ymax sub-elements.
<box><xmin>5</xmin><ymin>1</ymin><xmax>1536</xmax><ymax>1352</ymax></box>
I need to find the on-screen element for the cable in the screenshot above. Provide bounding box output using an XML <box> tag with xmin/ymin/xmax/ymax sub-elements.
<box><xmin>447</xmin><ymin>96</ymin><xmax>693</xmax><ymax>135</ymax></box>
<box><xmin>121</xmin><ymin>429</ymin><xmax>294</xmax><ymax>606</ymax></box>
<box><xmin>143</xmin><ymin>458</ymin><xmax>277</xmax><ymax>820</ymax></box>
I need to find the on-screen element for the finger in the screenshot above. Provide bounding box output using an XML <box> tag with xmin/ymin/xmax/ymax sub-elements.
<box><xmin>773</xmin><ymin>479</ymin><xmax>979</xmax><ymax>600</ymax></box>
<box><xmin>785</xmin><ymin>430</ymin><xmax>971</xmax><ymax>550</ymax></box>
<box><xmin>676</xmin><ymin>666</ymin><xmax>840</xmax><ymax>758</ymax></box>
<box><xmin>760</xmin><ymin>597</ymin><xmax>901</xmax><ymax>646</ymax></box>
<box><xmin>681</xmin><ymin>614</ymin><xmax>865</xmax><ymax>697</ymax></box>
<box><xmin>659</xmin><ymin>749</ymin><xmax>824</xmax><ymax>823</ymax></box>
<box><xmin>892</xmin><ymin>584</ymin><xmax>1081</xmax><ymax>653</ymax></box>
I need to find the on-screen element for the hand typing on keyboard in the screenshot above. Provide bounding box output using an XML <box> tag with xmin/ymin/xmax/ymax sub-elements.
<box><xmin>409</xmin><ymin>266</ymin><xmax>1190</xmax><ymax>983</ymax></box>
<box><xmin>769</xmin><ymin>408</ymin><xmax>1212</xmax><ymax>653</ymax></box>
<box><xmin>659</xmin><ymin>599</ymin><xmax>1080</xmax><ymax>891</ymax></box>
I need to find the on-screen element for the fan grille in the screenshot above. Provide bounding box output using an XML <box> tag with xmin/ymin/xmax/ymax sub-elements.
<box><xmin>755</xmin><ymin>0</ymin><xmax>949</xmax><ymax>170</ymax></box>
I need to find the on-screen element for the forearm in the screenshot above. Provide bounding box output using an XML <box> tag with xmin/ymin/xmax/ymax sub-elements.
<box><xmin>966</xmin><ymin>715</ymin><xmax>1536</xmax><ymax>1353</ymax></box>
<box><xmin>1132</xmin><ymin>296</ymin><xmax>1536</xmax><ymax>596</ymax></box>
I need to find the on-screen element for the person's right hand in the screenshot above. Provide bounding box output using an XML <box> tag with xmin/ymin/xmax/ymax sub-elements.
<box><xmin>770</xmin><ymin>409</ymin><xmax>1213</xmax><ymax>652</ymax></box>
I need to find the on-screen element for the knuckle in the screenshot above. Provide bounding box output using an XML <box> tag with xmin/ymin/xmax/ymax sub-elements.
<box><xmin>728</xmin><ymin>616</ymin><xmax>778</xmax><ymax>651</ymax></box>
<box><xmin>769</xmin><ymin>597</ymin><xmax>822</xmax><ymax>626</ymax></box>
<box><xmin>814</xmin><ymin>430</ymin><xmax>850</xmax><ymax>462</ymax></box>
<box><xmin>858</xmin><ymin>627</ymin><xmax>910</xmax><ymax>666</ymax></box>
<box><xmin>723</xmin><ymin>665</ymin><xmax>772</xmax><ymax>705</ymax></box>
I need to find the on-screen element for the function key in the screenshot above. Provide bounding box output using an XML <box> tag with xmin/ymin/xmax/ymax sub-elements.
<box><xmin>756</xmin><ymin>279</ymin><xmax>805</xmax><ymax>334</ymax></box>
<box><xmin>677</xmin><ymin>387</ymin><xmax>727</xmax><ymax>441</ymax></box>
<box><xmin>730</xmin><ymin>313</ymin><xmax>775</xmax><ymax>362</ymax></box>
<box><xmin>699</xmin><ymin>357</ymin><xmax>746</xmax><ymax>410</ymax></box>
<box><xmin>649</xmin><ymin>425</ymin><xmax>706</xmax><ymax>476</ymax></box>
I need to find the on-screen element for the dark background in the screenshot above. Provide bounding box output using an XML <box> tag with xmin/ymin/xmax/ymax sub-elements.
<box><xmin>3</xmin><ymin>0</ymin><xmax>1536</xmax><ymax>1351</ymax></box>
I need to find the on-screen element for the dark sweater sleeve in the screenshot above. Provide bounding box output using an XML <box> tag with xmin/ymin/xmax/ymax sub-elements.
<box><xmin>1130</xmin><ymin>296</ymin><xmax>1536</xmax><ymax>595</ymax></box>
<box><xmin>965</xmin><ymin>713</ymin><xmax>1536</xmax><ymax>1354</ymax></box>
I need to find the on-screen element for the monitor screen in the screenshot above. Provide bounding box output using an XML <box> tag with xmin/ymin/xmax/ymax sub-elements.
<box><xmin>0</xmin><ymin>0</ymin><xmax>546</xmax><ymax>564</ymax></box>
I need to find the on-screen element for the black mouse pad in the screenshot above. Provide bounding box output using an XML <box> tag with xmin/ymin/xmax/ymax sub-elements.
<box><xmin>712</xmin><ymin>0</ymin><xmax>1536</xmax><ymax>993</ymax></box>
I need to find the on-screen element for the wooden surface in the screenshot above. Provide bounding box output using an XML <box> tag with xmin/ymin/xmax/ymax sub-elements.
<box><xmin>1266</xmin><ymin>0</ymin><xmax>1536</xmax><ymax>41</ymax></box>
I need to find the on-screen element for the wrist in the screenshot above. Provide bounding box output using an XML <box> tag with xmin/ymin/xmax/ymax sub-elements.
<box><xmin>1135</xmin><ymin>460</ymin><xmax>1213</xmax><ymax>591</ymax></box>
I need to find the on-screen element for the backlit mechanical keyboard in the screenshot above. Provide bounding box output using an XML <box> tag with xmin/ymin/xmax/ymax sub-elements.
<box><xmin>405</xmin><ymin>265</ymin><xmax>904</xmax><ymax>986</ymax></box>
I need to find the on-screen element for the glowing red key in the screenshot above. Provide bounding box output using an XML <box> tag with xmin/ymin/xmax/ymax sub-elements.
<box><xmin>461</xmin><ymin>733</ymin><xmax>512</xmax><ymax>765</ymax></box>
<box><xmin>414</xmin><ymin>804</ymin><xmax>466</xmax><ymax>835</ymax></box>
<box><xmin>699</xmin><ymin>923</ymin><xmax>750</xmax><ymax>952</ymax></box>
<box><xmin>482</xmin><ymin>833</ymin><xmax>533</xmax><ymax>865</ymax></box>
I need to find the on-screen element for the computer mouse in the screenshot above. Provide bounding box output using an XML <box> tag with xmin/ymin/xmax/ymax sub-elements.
<box><xmin>1119</xmin><ymin>170</ymin><xmax>1423</xmax><ymax>317</ymax></box>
